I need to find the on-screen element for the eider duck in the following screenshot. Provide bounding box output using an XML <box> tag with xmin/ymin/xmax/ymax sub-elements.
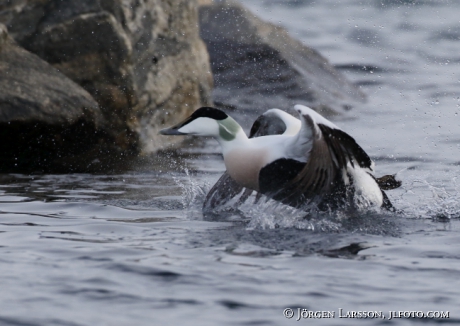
<box><xmin>160</xmin><ymin>105</ymin><xmax>401</xmax><ymax>212</ymax></box>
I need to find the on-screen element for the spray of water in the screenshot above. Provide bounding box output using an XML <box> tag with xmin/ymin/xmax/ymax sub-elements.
<box><xmin>172</xmin><ymin>168</ymin><xmax>211</xmax><ymax>219</ymax></box>
<box><xmin>174</xmin><ymin>173</ymin><xmax>397</xmax><ymax>234</ymax></box>
<box><xmin>240</xmin><ymin>196</ymin><xmax>396</xmax><ymax>234</ymax></box>
<box><xmin>394</xmin><ymin>174</ymin><xmax>460</xmax><ymax>220</ymax></box>
<box><xmin>174</xmin><ymin>167</ymin><xmax>460</xmax><ymax>234</ymax></box>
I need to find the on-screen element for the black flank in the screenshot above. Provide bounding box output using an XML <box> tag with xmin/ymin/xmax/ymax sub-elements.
<box><xmin>259</xmin><ymin>159</ymin><xmax>306</xmax><ymax>195</ymax></box>
<box><xmin>381</xmin><ymin>191</ymin><xmax>396</xmax><ymax>212</ymax></box>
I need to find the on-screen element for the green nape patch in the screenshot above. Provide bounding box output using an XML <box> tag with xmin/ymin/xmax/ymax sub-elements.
<box><xmin>218</xmin><ymin>117</ymin><xmax>240</xmax><ymax>141</ymax></box>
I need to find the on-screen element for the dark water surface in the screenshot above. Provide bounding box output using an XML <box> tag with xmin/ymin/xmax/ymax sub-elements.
<box><xmin>2</xmin><ymin>1</ymin><xmax>460</xmax><ymax>325</ymax></box>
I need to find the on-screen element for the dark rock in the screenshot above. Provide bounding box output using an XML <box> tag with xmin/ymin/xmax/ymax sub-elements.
<box><xmin>0</xmin><ymin>24</ymin><xmax>111</xmax><ymax>172</ymax></box>
<box><xmin>199</xmin><ymin>1</ymin><xmax>365</xmax><ymax>126</ymax></box>
<box><xmin>0</xmin><ymin>0</ymin><xmax>213</xmax><ymax>161</ymax></box>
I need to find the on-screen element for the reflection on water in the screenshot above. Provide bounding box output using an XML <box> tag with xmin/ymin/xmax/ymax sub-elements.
<box><xmin>2</xmin><ymin>0</ymin><xmax>460</xmax><ymax>324</ymax></box>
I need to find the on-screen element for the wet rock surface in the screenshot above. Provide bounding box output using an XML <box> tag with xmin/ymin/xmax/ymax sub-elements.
<box><xmin>0</xmin><ymin>24</ymin><xmax>111</xmax><ymax>172</ymax></box>
<box><xmin>0</xmin><ymin>0</ymin><xmax>213</xmax><ymax>171</ymax></box>
<box><xmin>199</xmin><ymin>0</ymin><xmax>365</xmax><ymax>126</ymax></box>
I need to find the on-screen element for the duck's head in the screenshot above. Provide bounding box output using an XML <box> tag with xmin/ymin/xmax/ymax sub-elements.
<box><xmin>159</xmin><ymin>107</ymin><xmax>243</xmax><ymax>141</ymax></box>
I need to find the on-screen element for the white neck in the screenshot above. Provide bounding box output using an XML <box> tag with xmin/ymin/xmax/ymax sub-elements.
<box><xmin>217</xmin><ymin>128</ymin><xmax>249</xmax><ymax>156</ymax></box>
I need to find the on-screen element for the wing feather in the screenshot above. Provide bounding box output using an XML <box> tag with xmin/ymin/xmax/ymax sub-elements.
<box><xmin>280</xmin><ymin>112</ymin><xmax>374</xmax><ymax>206</ymax></box>
<box><xmin>319</xmin><ymin>125</ymin><xmax>373</xmax><ymax>170</ymax></box>
<box><xmin>283</xmin><ymin>115</ymin><xmax>338</xmax><ymax>200</ymax></box>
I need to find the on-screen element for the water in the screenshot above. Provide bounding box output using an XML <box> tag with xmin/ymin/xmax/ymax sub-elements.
<box><xmin>2</xmin><ymin>1</ymin><xmax>460</xmax><ymax>325</ymax></box>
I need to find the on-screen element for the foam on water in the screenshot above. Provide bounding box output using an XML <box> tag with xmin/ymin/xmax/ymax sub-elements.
<box><xmin>172</xmin><ymin>162</ymin><xmax>460</xmax><ymax>241</ymax></box>
<box><xmin>174</xmin><ymin>170</ymin><xmax>402</xmax><ymax>236</ymax></box>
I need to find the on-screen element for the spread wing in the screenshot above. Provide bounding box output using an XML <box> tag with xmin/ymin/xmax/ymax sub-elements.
<box><xmin>285</xmin><ymin>115</ymin><xmax>340</xmax><ymax>199</ymax></box>
<box><xmin>279</xmin><ymin>110</ymin><xmax>374</xmax><ymax>205</ymax></box>
<box><xmin>277</xmin><ymin>107</ymin><xmax>401</xmax><ymax>209</ymax></box>
<box><xmin>203</xmin><ymin>110</ymin><xmax>296</xmax><ymax>212</ymax></box>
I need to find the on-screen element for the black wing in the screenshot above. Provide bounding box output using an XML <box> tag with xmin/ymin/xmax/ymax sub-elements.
<box><xmin>265</xmin><ymin>116</ymin><xmax>398</xmax><ymax>210</ymax></box>
<box><xmin>259</xmin><ymin>115</ymin><xmax>345</xmax><ymax>207</ymax></box>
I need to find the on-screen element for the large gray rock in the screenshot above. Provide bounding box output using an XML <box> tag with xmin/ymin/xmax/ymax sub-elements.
<box><xmin>0</xmin><ymin>24</ymin><xmax>109</xmax><ymax>172</ymax></box>
<box><xmin>0</xmin><ymin>0</ymin><xmax>213</xmax><ymax>158</ymax></box>
<box><xmin>199</xmin><ymin>1</ymin><xmax>365</xmax><ymax>125</ymax></box>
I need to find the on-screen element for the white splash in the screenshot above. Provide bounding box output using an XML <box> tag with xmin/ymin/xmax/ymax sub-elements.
<box><xmin>392</xmin><ymin>173</ymin><xmax>460</xmax><ymax>220</ymax></box>
<box><xmin>173</xmin><ymin>168</ymin><xmax>211</xmax><ymax>219</ymax></box>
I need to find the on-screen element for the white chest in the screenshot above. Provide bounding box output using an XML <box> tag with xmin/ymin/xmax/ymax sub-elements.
<box><xmin>224</xmin><ymin>148</ymin><xmax>269</xmax><ymax>191</ymax></box>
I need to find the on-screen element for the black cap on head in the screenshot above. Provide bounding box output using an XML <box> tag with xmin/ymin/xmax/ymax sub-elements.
<box><xmin>191</xmin><ymin>107</ymin><xmax>228</xmax><ymax>121</ymax></box>
<box><xmin>159</xmin><ymin>107</ymin><xmax>228</xmax><ymax>136</ymax></box>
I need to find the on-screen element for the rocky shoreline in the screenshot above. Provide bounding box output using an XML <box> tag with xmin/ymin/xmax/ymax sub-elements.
<box><xmin>0</xmin><ymin>0</ymin><xmax>364</xmax><ymax>172</ymax></box>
